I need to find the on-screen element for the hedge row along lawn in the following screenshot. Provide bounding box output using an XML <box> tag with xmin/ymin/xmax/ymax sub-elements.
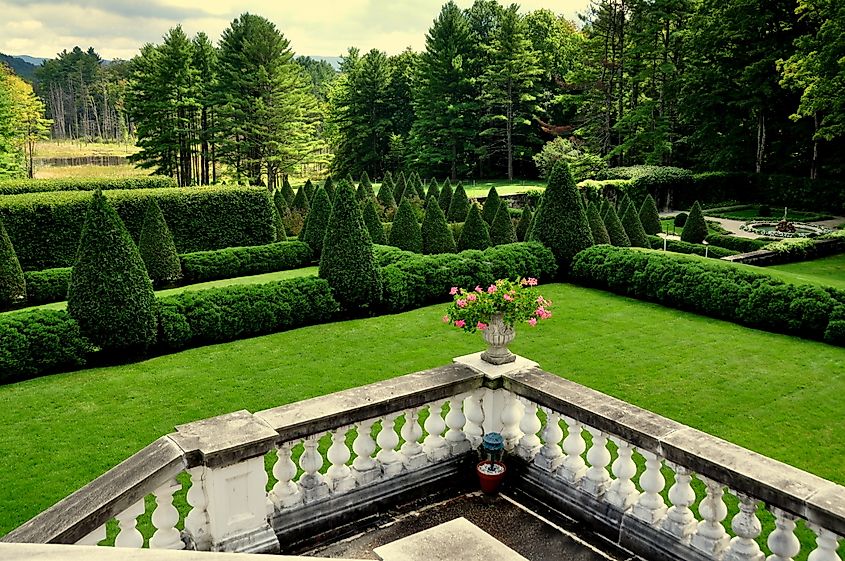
<box><xmin>0</xmin><ymin>283</ymin><xmax>843</xmax><ymax>540</ymax></box>
<box><xmin>763</xmin><ymin>253</ymin><xmax>845</xmax><ymax>291</ymax></box>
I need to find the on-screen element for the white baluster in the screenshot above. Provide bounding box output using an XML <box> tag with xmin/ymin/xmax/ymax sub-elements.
<box><xmin>516</xmin><ymin>399</ymin><xmax>542</xmax><ymax>461</ymax></box>
<box><xmin>582</xmin><ymin>427</ymin><xmax>611</xmax><ymax>497</ymax></box>
<box><xmin>445</xmin><ymin>395</ymin><xmax>470</xmax><ymax>455</ymax></box>
<box><xmin>150</xmin><ymin>478</ymin><xmax>184</xmax><ymax>549</ymax></box>
<box><xmin>400</xmin><ymin>407</ymin><xmax>427</xmax><ymax>469</ymax></box>
<box><xmin>352</xmin><ymin>419</ymin><xmax>379</xmax><ymax>485</ymax></box>
<box><xmin>631</xmin><ymin>450</ymin><xmax>667</xmax><ymax>524</ymax></box>
<box><xmin>767</xmin><ymin>508</ymin><xmax>800</xmax><ymax>561</ymax></box>
<box><xmin>423</xmin><ymin>400</ymin><xmax>449</xmax><ymax>462</ymax></box>
<box><xmin>807</xmin><ymin>525</ymin><xmax>842</xmax><ymax>561</ymax></box>
<box><xmin>326</xmin><ymin>427</ymin><xmax>355</xmax><ymax>493</ymax></box>
<box><xmin>723</xmin><ymin>492</ymin><xmax>764</xmax><ymax>561</ymax></box>
<box><xmin>533</xmin><ymin>408</ymin><xmax>564</xmax><ymax>471</ymax></box>
<box><xmin>376</xmin><ymin>413</ymin><xmax>403</xmax><ymax>477</ymax></box>
<box><xmin>661</xmin><ymin>464</ymin><xmax>697</xmax><ymax>540</ymax></box>
<box><xmin>115</xmin><ymin>499</ymin><xmax>145</xmax><ymax>548</ymax></box>
<box><xmin>606</xmin><ymin>438</ymin><xmax>639</xmax><ymax>510</ymax></box>
<box><xmin>270</xmin><ymin>442</ymin><xmax>302</xmax><ymax>508</ymax></box>
<box><xmin>690</xmin><ymin>477</ymin><xmax>730</xmax><ymax>557</ymax></box>
<box><xmin>298</xmin><ymin>435</ymin><xmax>329</xmax><ymax>502</ymax></box>
<box><xmin>184</xmin><ymin>466</ymin><xmax>211</xmax><ymax>550</ymax></box>
<box><xmin>500</xmin><ymin>392</ymin><xmax>524</xmax><ymax>451</ymax></box>
<box><xmin>260</xmin><ymin>454</ymin><xmax>272</xmax><ymax>517</ymax></box>
<box><xmin>559</xmin><ymin>416</ymin><xmax>587</xmax><ymax>484</ymax></box>
<box><xmin>75</xmin><ymin>524</ymin><xmax>106</xmax><ymax>546</ymax></box>
<box><xmin>463</xmin><ymin>390</ymin><xmax>485</xmax><ymax>448</ymax></box>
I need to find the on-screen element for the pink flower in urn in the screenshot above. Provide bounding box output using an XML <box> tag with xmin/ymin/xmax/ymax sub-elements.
<box><xmin>475</xmin><ymin>285</ymin><xmax>483</xmax><ymax>293</ymax></box>
<box><xmin>477</xmin><ymin>322</ymin><xmax>488</xmax><ymax>330</ymax></box>
<box><xmin>442</xmin><ymin>315</ymin><xmax>450</xmax><ymax>323</ymax></box>
<box><xmin>457</xmin><ymin>299</ymin><xmax>467</xmax><ymax>308</ymax></box>
<box><xmin>527</xmin><ymin>317</ymin><xmax>538</xmax><ymax>327</ymax></box>
<box><xmin>487</xmin><ymin>284</ymin><xmax>497</xmax><ymax>294</ymax></box>
<box><xmin>503</xmin><ymin>293</ymin><xmax>514</xmax><ymax>302</ymax></box>
<box><xmin>527</xmin><ymin>277</ymin><xmax>538</xmax><ymax>286</ymax></box>
<box><xmin>467</xmin><ymin>293</ymin><xmax>477</xmax><ymax>302</ymax></box>
<box><xmin>455</xmin><ymin>319</ymin><xmax>466</xmax><ymax>328</ymax></box>
<box><xmin>449</xmin><ymin>286</ymin><xmax>458</xmax><ymax>295</ymax></box>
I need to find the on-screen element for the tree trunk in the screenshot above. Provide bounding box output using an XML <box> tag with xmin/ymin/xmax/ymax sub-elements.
<box><xmin>811</xmin><ymin>113</ymin><xmax>818</xmax><ymax>180</ymax></box>
<box><xmin>755</xmin><ymin>110</ymin><xmax>766</xmax><ymax>174</ymax></box>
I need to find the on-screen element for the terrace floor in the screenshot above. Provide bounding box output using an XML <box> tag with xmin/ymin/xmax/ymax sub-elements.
<box><xmin>304</xmin><ymin>491</ymin><xmax>638</xmax><ymax>561</ymax></box>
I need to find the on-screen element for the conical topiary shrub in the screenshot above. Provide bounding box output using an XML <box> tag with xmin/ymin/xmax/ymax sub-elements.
<box><xmin>301</xmin><ymin>186</ymin><xmax>333</xmax><ymax>259</ymax></box>
<box><xmin>516</xmin><ymin>207</ymin><xmax>532</xmax><ymax>242</ymax></box>
<box><xmin>303</xmin><ymin>179</ymin><xmax>316</xmax><ymax>202</ymax></box>
<box><xmin>458</xmin><ymin>204</ymin><xmax>491</xmax><ymax>251</ymax></box>
<box><xmin>281</xmin><ymin>176</ymin><xmax>295</xmax><ymax>205</ymax></box>
<box><xmin>414</xmin><ymin>174</ymin><xmax>427</xmax><ymax>199</ymax></box>
<box><xmin>490</xmin><ymin>203</ymin><xmax>517</xmax><ymax>246</ymax></box>
<box><xmin>357</xmin><ymin>171</ymin><xmax>375</xmax><ymax>201</ymax></box>
<box><xmin>481</xmin><ymin>186</ymin><xmax>502</xmax><ymax>225</ymax></box>
<box><xmin>421</xmin><ymin>194</ymin><xmax>456</xmax><ymax>254</ymax></box>
<box><xmin>438</xmin><ymin>179</ymin><xmax>453</xmax><ymax>215</ymax></box>
<box><xmin>319</xmin><ymin>181</ymin><xmax>382</xmax><ymax>309</ymax></box>
<box><xmin>602</xmin><ymin>204</ymin><xmax>630</xmax><ymax>247</ymax></box>
<box><xmin>272</xmin><ymin>204</ymin><xmax>287</xmax><ymax>242</ymax></box>
<box><xmin>448</xmin><ymin>182</ymin><xmax>471</xmax><ymax>223</ymax></box>
<box><xmin>639</xmin><ymin>194</ymin><xmax>662</xmax><ymax>235</ymax></box>
<box><xmin>323</xmin><ymin>176</ymin><xmax>335</xmax><ymax>201</ymax></box>
<box><xmin>138</xmin><ymin>199</ymin><xmax>182</xmax><ymax>285</ymax></box>
<box><xmin>274</xmin><ymin>189</ymin><xmax>292</xmax><ymax>236</ymax></box>
<box><xmin>621</xmin><ymin>202</ymin><xmax>650</xmax><ymax>248</ymax></box>
<box><xmin>389</xmin><ymin>198</ymin><xmax>423</xmax><ymax>253</ymax></box>
<box><xmin>528</xmin><ymin>161</ymin><xmax>594</xmax><ymax>271</ymax></box>
<box><xmin>586</xmin><ymin>202</ymin><xmax>610</xmax><ymax>245</ymax></box>
<box><xmin>376</xmin><ymin>181</ymin><xmax>397</xmax><ymax>214</ymax></box>
<box><xmin>291</xmin><ymin>183</ymin><xmax>311</xmax><ymax>214</ymax></box>
<box><xmin>381</xmin><ymin>171</ymin><xmax>394</xmax><ymax>195</ymax></box>
<box><xmin>427</xmin><ymin>178</ymin><xmax>440</xmax><ymax>202</ymax></box>
<box><xmin>67</xmin><ymin>190</ymin><xmax>156</xmax><ymax>351</ymax></box>
<box><xmin>393</xmin><ymin>171</ymin><xmax>407</xmax><ymax>201</ymax></box>
<box><xmin>0</xmin><ymin>217</ymin><xmax>25</xmax><ymax>307</ymax></box>
<box><xmin>362</xmin><ymin>198</ymin><xmax>387</xmax><ymax>245</ymax></box>
<box><xmin>681</xmin><ymin>201</ymin><xmax>709</xmax><ymax>244</ymax></box>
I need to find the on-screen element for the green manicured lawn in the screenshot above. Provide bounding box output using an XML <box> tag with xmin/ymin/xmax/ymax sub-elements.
<box><xmin>1</xmin><ymin>283</ymin><xmax>843</xmax><ymax>538</ymax></box>
<box><xmin>1</xmin><ymin>267</ymin><xmax>319</xmax><ymax>315</ymax></box>
<box><xmin>764</xmin><ymin>254</ymin><xmax>845</xmax><ymax>290</ymax></box>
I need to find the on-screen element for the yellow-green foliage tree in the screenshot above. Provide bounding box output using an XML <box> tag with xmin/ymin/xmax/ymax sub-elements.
<box><xmin>0</xmin><ymin>65</ymin><xmax>50</xmax><ymax>179</ymax></box>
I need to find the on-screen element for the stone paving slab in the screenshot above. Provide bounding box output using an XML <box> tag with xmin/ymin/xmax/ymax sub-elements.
<box><xmin>373</xmin><ymin>517</ymin><xmax>528</xmax><ymax>561</ymax></box>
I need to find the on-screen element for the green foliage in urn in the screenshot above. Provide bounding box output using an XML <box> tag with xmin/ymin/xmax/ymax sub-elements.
<box><xmin>448</xmin><ymin>181</ymin><xmax>471</xmax><ymax>223</ymax></box>
<box><xmin>586</xmin><ymin>202</ymin><xmax>610</xmax><ymax>245</ymax></box>
<box><xmin>301</xmin><ymin>186</ymin><xmax>332</xmax><ymax>259</ymax></box>
<box><xmin>67</xmin><ymin>191</ymin><xmax>156</xmax><ymax>352</ymax></box>
<box><xmin>421</xmin><ymin>195</ymin><xmax>456</xmax><ymax>254</ymax></box>
<box><xmin>389</xmin><ymin>198</ymin><xmax>423</xmax><ymax>253</ymax></box>
<box><xmin>0</xmin><ymin>217</ymin><xmax>25</xmax><ymax>307</ymax></box>
<box><xmin>362</xmin><ymin>198</ymin><xmax>387</xmax><ymax>245</ymax></box>
<box><xmin>681</xmin><ymin>201</ymin><xmax>709</xmax><ymax>244</ymax></box>
<box><xmin>458</xmin><ymin>204</ymin><xmax>491</xmax><ymax>251</ymax></box>
<box><xmin>138</xmin><ymin>200</ymin><xmax>182</xmax><ymax>285</ymax></box>
<box><xmin>639</xmin><ymin>194</ymin><xmax>661</xmax><ymax>235</ymax></box>
<box><xmin>489</xmin><ymin>204</ymin><xmax>517</xmax><ymax>246</ymax></box>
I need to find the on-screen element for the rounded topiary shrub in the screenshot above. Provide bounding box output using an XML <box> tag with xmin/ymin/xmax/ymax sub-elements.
<box><xmin>674</xmin><ymin>212</ymin><xmax>688</xmax><ymax>227</ymax></box>
<box><xmin>458</xmin><ymin>204</ymin><xmax>491</xmax><ymax>251</ymax></box>
<box><xmin>138</xmin><ymin>199</ymin><xmax>182</xmax><ymax>285</ymax></box>
<box><xmin>67</xmin><ymin>190</ymin><xmax>156</xmax><ymax>352</ymax></box>
<box><xmin>421</xmin><ymin>195</ymin><xmax>456</xmax><ymax>254</ymax></box>
<box><xmin>681</xmin><ymin>201</ymin><xmax>708</xmax><ymax>244</ymax></box>
<box><xmin>0</xmin><ymin>217</ymin><xmax>26</xmax><ymax>308</ymax></box>
<box><xmin>389</xmin><ymin>198</ymin><xmax>423</xmax><ymax>253</ymax></box>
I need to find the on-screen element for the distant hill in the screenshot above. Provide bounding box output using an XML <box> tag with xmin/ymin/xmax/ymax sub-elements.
<box><xmin>14</xmin><ymin>55</ymin><xmax>46</xmax><ymax>66</ymax></box>
<box><xmin>308</xmin><ymin>56</ymin><xmax>342</xmax><ymax>70</ymax></box>
<box><xmin>0</xmin><ymin>53</ymin><xmax>38</xmax><ymax>81</ymax></box>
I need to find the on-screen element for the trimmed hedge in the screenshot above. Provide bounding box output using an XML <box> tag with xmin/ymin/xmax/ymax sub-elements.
<box><xmin>705</xmin><ymin>234</ymin><xmax>769</xmax><ymax>253</ymax></box>
<box><xmin>0</xmin><ymin>186</ymin><xmax>276</xmax><ymax>270</ymax></box>
<box><xmin>0</xmin><ymin>176</ymin><xmax>177</xmax><ymax>196</ymax></box>
<box><xmin>571</xmin><ymin>245</ymin><xmax>845</xmax><ymax>344</ymax></box>
<box><xmin>22</xmin><ymin>267</ymin><xmax>71</xmax><ymax>305</ymax></box>
<box><xmin>0</xmin><ymin>218</ymin><xmax>25</xmax><ymax>307</ymax></box>
<box><xmin>647</xmin><ymin>236</ymin><xmax>738</xmax><ymax>259</ymax></box>
<box><xmin>157</xmin><ymin>276</ymin><xmax>340</xmax><ymax>349</ymax></box>
<box><xmin>180</xmin><ymin>241</ymin><xmax>313</xmax><ymax>283</ymax></box>
<box><xmin>380</xmin><ymin>242</ymin><xmax>557</xmax><ymax>313</ymax></box>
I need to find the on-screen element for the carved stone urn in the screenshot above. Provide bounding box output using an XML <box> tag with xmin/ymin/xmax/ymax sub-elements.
<box><xmin>480</xmin><ymin>313</ymin><xmax>516</xmax><ymax>365</ymax></box>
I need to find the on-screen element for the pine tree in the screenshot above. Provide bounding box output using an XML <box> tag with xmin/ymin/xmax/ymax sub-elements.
<box><xmin>138</xmin><ymin>199</ymin><xmax>182</xmax><ymax>285</ymax></box>
<box><xmin>586</xmin><ymin>202</ymin><xmax>610</xmax><ymax>245</ymax></box>
<box><xmin>427</xmin><ymin>178</ymin><xmax>441</xmax><ymax>202</ymax></box>
<box><xmin>481</xmin><ymin>186</ymin><xmax>502</xmax><ymax>225</ymax></box>
<box><xmin>0</xmin><ymin>217</ymin><xmax>25</xmax><ymax>307</ymax></box>
<box><xmin>389</xmin><ymin>198</ymin><xmax>423</xmax><ymax>253</ymax></box>
<box><xmin>621</xmin><ymin>203</ymin><xmax>650</xmax><ymax>248</ymax></box>
<box><xmin>490</xmin><ymin>203</ymin><xmax>518</xmax><ymax>246</ymax></box>
<box><xmin>438</xmin><ymin>179</ymin><xmax>453</xmax><ymax>214</ymax></box>
<box><xmin>323</xmin><ymin>176</ymin><xmax>335</xmax><ymax>201</ymax></box>
<box><xmin>516</xmin><ymin>207</ymin><xmax>532</xmax><ymax>242</ymax></box>
<box><xmin>639</xmin><ymin>194</ymin><xmax>662</xmax><ymax>235</ymax></box>
<box><xmin>319</xmin><ymin>181</ymin><xmax>382</xmax><ymax>309</ymax></box>
<box><xmin>281</xmin><ymin>176</ymin><xmax>296</xmax><ymax>205</ymax></box>
<box><xmin>376</xmin><ymin>181</ymin><xmax>397</xmax><ymax>213</ymax></box>
<box><xmin>528</xmin><ymin>161</ymin><xmax>594</xmax><ymax>271</ymax></box>
<box><xmin>362</xmin><ymin>198</ymin><xmax>387</xmax><ymax>245</ymax></box>
<box><xmin>421</xmin><ymin>195</ymin><xmax>457</xmax><ymax>254</ymax></box>
<box><xmin>301</xmin><ymin>187</ymin><xmax>333</xmax><ymax>258</ymax></box>
<box><xmin>602</xmin><ymin>204</ymin><xmax>630</xmax><ymax>247</ymax></box>
<box><xmin>357</xmin><ymin>171</ymin><xmax>375</xmax><ymax>201</ymax></box>
<box><xmin>448</xmin><ymin>182</ymin><xmax>471</xmax><ymax>222</ymax></box>
<box><xmin>681</xmin><ymin>201</ymin><xmax>709</xmax><ymax>244</ymax></box>
<box><xmin>67</xmin><ymin>191</ymin><xmax>156</xmax><ymax>351</ymax></box>
<box><xmin>303</xmin><ymin>179</ymin><xmax>316</xmax><ymax>202</ymax></box>
<box><xmin>458</xmin><ymin>204</ymin><xmax>491</xmax><ymax>251</ymax></box>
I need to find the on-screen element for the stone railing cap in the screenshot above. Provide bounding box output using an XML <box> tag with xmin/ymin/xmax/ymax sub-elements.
<box><xmin>172</xmin><ymin>410</ymin><xmax>278</xmax><ymax>469</ymax></box>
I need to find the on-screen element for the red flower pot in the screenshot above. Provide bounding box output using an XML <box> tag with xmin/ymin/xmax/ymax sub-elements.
<box><xmin>477</xmin><ymin>461</ymin><xmax>507</xmax><ymax>494</ymax></box>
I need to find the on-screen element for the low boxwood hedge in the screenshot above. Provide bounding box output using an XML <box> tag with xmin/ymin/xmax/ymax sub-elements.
<box><xmin>570</xmin><ymin>245</ymin><xmax>845</xmax><ymax>344</ymax></box>
<box><xmin>180</xmin><ymin>241</ymin><xmax>313</xmax><ymax>283</ymax></box>
<box><xmin>0</xmin><ymin>176</ymin><xmax>178</xmax><ymax>196</ymax></box>
<box><xmin>22</xmin><ymin>268</ymin><xmax>72</xmax><ymax>305</ymax></box>
<box><xmin>646</xmin><ymin>236</ymin><xmax>738</xmax><ymax>259</ymax></box>
<box><xmin>705</xmin><ymin>234</ymin><xmax>769</xmax><ymax>253</ymax></box>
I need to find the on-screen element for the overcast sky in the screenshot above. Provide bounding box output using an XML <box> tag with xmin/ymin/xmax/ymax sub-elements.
<box><xmin>0</xmin><ymin>0</ymin><xmax>591</xmax><ymax>61</ymax></box>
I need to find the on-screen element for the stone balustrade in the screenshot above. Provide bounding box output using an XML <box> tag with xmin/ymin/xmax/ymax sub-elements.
<box><xmin>2</xmin><ymin>357</ymin><xmax>843</xmax><ymax>561</ymax></box>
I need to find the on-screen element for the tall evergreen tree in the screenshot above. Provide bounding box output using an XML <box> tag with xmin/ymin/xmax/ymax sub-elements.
<box><xmin>362</xmin><ymin>198</ymin><xmax>387</xmax><ymax>245</ymax></box>
<box><xmin>516</xmin><ymin>207</ymin><xmax>533</xmax><ymax>242</ymax></box>
<box><xmin>528</xmin><ymin>161</ymin><xmax>594</xmax><ymax>271</ymax></box>
<box><xmin>490</xmin><ymin>203</ymin><xmax>518</xmax><ymax>246</ymax></box>
<box><xmin>438</xmin><ymin>178</ymin><xmax>453</xmax><ymax>214</ymax></box>
<box><xmin>481</xmin><ymin>186</ymin><xmax>502</xmax><ymax>225</ymax></box>
<box><xmin>138</xmin><ymin>200</ymin><xmax>182</xmax><ymax>285</ymax></box>
<box><xmin>639</xmin><ymin>194</ymin><xmax>662</xmax><ymax>235</ymax></box>
<box><xmin>602</xmin><ymin>204</ymin><xmax>630</xmax><ymax>247</ymax></box>
<box><xmin>447</xmin><ymin>182</ymin><xmax>471</xmax><ymax>222</ymax></box>
<box><xmin>67</xmin><ymin>191</ymin><xmax>157</xmax><ymax>351</ymax></box>
<box><xmin>319</xmin><ymin>181</ymin><xmax>382</xmax><ymax>309</ymax></box>
<box><xmin>621</xmin><ymin>203</ymin><xmax>650</xmax><ymax>248</ymax></box>
<box><xmin>389</xmin><ymin>198</ymin><xmax>423</xmax><ymax>253</ymax></box>
<box><xmin>681</xmin><ymin>201</ymin><xmax>709</xmax><ymax>244</ymax></box>
<box><xmin>586</xmin><ymin>202</ymin><xmax>610</xmax><ymax>245</ymax></box>
<box><xmin>301</xmin><ymin>187</ymin><xmax>333</xmax><ymax>258</ymax></box>
<box><xmin>458</xmin><ymin>204</ymin><xmax>491</xmax><ymax>251</ymax></box>
<box><xmin>0</xmin><ymin>217</ymin><xmax>25</xmax><ymax>307</ymax></box>
<box><xmin>421</xmin><ymin>195</ymin><xmax>457</xmax><ymax>254</ymax></box>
